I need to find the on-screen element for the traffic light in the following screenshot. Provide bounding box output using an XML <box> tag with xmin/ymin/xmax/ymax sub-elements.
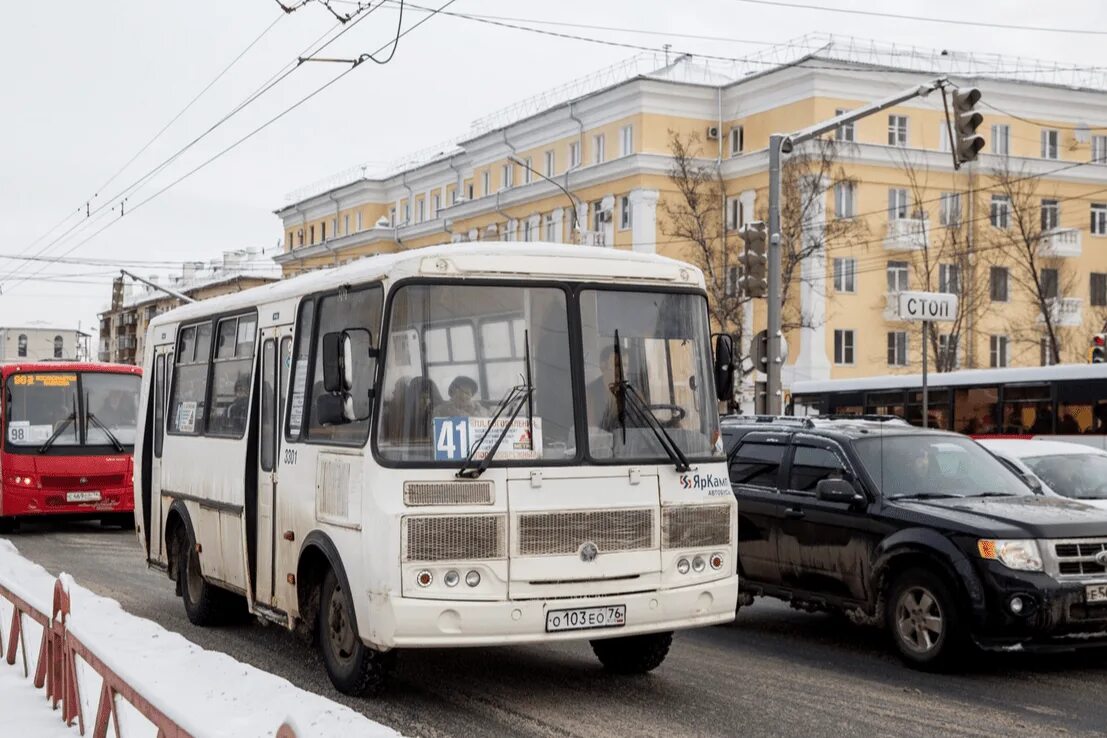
<box><xmin>951</xmin><ymin>87</ymin><xmax>985</xmax><ymax>166</ymax></box>
<box><xmin>1092</xmin><ymin>334</ymin><xmax>1106</xmax><ymax>363</ymax></box>
<box><xmin>738</xmin><ymin>221</ymin><xmax>768</xmax><ymax>298</ymax></box>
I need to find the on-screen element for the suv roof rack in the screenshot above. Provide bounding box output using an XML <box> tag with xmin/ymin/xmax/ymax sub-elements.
<box><xmin>721</xmin><ymin>414</ymin><xmax>816</xmax><ymax>428</ymax></box>
<box><xmin>817</xmin><ymin>414</ymin><xmax>911</xmax><ymax>424</ymax></box>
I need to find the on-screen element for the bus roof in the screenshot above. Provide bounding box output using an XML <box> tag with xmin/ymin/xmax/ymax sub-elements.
<box><xmin>150</xmin><ymin>242</ymin><xmax>706</xmax><ymax>329</ymax></box>
<box><xmin>792</xmin><ymin>363</ymin><xmax>1107</xmax><ymax>395</ymax></box>
<box><xmin>0</xmin><ymin>361</ymin><xmax>141</xmax><ymax>376</ymax></box>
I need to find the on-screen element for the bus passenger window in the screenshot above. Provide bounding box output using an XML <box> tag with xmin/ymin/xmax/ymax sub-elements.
<box><xmin>169</xmin><ymin>322</ymin><xmax>212</xmax><ymax>434</ymax></box>
<box><xmin>954</xmin><ymin>387</ymin><xmax>998</xmax><ymax>435</ymax></box>
<box><xmin>208</xmin><ymin>315</ymin><xmax>257</xmax><ymax>437</ymax></box>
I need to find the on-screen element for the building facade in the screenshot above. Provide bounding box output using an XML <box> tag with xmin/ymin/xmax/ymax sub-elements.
<box><xmin>274</xmin><ymin>35</ymin><xmax>1107</xmax><ymax>399</ymax></box>
<box><xmin>98</xmin><ymin>248</ymin><xmax>280</xmax><ymax>365</ymax></box>
<box><xmin>0</xmin><ymin>326</ymin><xmax>90</xmax><ymax>362</ymax></box>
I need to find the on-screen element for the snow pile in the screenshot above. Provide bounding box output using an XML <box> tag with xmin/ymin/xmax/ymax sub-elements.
<box><xmin>0</xmin><ymin>540</ymin><xmax>399</xmax><ymax>738</ymax></box>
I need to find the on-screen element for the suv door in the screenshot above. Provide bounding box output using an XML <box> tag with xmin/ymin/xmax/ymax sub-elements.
<box><xmin>730</xmin><ymin>431</ymin><xmax>790</xmax><ymax>586</ymax></box>
<box><xmin>777</xmin><ymin>435</ymin><xmax>880</xmax><ymax>603</ymax></box>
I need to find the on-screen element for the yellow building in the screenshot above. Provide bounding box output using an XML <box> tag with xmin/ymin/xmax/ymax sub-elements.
<box><xmin>274</xmin><ymin>35</ymin><xmax>1107</xmax><ymax>399</ymax></box>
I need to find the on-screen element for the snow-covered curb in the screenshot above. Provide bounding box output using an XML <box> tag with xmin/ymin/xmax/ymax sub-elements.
<box><xmin>0</xmin><ymin>539</ymin><xmax>399</xmax><ymax>738</ymax></box>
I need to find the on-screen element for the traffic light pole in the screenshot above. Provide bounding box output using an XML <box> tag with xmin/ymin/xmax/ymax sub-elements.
<box><xmin>764</xmin><ymin>77</ymin><xmax>951</xmax><ymax>414</ymax></box>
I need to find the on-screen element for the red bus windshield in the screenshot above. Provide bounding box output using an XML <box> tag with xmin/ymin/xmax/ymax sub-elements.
<box><xmin>5</xmin><ymin>372</ymin><xmax>141</xmax><ymax>452</ymax></box>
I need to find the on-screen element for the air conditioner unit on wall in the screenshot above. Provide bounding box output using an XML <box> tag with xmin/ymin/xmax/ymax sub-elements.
<box><xmin>706</xmin><ymin>126</ymin><xmax>720</xmax><ymax>140</ymax></box>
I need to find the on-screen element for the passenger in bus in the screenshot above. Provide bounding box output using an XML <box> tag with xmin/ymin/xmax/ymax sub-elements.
<box><xmin>95</xmin><ymin>390</ymin><xmax>135</xmax><ymax>427</ymax></box>
<box><xmin>402</xmin><ymin>377</ymin><xmax>442</xmax><ymax>441</ymax></box>
<box><xmin>227</xmin><ymin>376</ymin><xmax>252</xmax><ymax>428</ymax></box>
<box><xmin>434</xmin><ymin>376</ymin><xmax>484</xmax><ymax>419</ymax></box>
<box><xmin>1059</xmin><ymin>413</ymin><xmax>1081</xmax><ymax>434</ymax></box>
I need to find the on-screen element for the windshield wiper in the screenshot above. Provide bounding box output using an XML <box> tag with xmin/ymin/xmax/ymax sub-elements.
<box><xmin>611</xmin><ymin>331</ymin><xmax>691</xmax><ymax>473</ymax></box>
<box><xmin>972</xmin><ymin>492</ymin><xmax>1020</xmax><ymax>498</ymax></box>
<box><xmin>39</xmin><ymin>395</ymin><xmax>78</xmax><ymax>453</ymax></box>
<box><xmin>87</xmin><ymin>412</ymin><xmax>125</xmax><ymax>453</ymax></box>
<box><xmin>888</xmin><ymin>492</ymin><xmax>962</xmax><ymax>500</ymax></box>
<box><xmin>456</xmin><ymin>374</ymin><xmax>535</xmax><ymax>480</ymax></box>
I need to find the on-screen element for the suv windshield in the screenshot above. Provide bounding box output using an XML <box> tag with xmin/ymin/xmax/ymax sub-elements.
<box><xmin>1024</xmin><ymin>453</ymin><xmax>1107</xmax><ymax>500</ymax></box>
<box><xmin>854</xmin><ymin>435</ymin><xmax>1031</xmax><ymax>499</ymax></box>
<box><xmin>5</xmin><ymin>372</ymin><xmax>140</xmax><ymax>451</ymax></box>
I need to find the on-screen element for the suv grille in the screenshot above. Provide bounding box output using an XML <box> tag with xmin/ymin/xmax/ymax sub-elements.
<box><xmin>1053</xmin><ymin>539</ymin><xmax>1107</xmax><ymax>577</ymax></box>
<box><xmin>517</xmin><ymin>509</ymin><xmax>655</xmax><ymax>556</ymax></box>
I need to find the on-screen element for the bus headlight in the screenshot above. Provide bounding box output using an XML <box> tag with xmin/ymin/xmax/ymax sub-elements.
<box><xmin>465</xmin><ymin>570</ymin><xmax>481</xmax><ymax>587</ymax></box>
<box><xmin>692</xmin><ymin>555</ymin><xmax>706</xmax><ymax>573</ymax></box>
<box><xmin>416</xmin><ymin>570</ymin><xmax>433</xmax><ymax>587</ymax></box>
<box><xmin>676</xmin><ymin>558</ymin><xmax>690</xmax><ymax>575</ymax></box>
<box><xmin>443</xmin><ymin>570</ymin><xmax>460</xmax><ymax>587</ymax></box>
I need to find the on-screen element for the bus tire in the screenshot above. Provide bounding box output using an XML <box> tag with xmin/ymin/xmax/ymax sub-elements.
<box><xmin>179</xmin><ymin>532</ymin><xmax>230</xmax><ymax>627</ymax></box>
<box><xmin>590</xmin><ymin>631</ymin><xmax>673</xmax><ymax>674</ymax></box>
<box><xmin>318</xmin><ymin>568</ymin><xmax>394</xmax><ymax>696</ymax></box>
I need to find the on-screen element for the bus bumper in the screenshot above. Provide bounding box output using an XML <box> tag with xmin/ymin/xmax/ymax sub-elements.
<box><xmin>378</xmin><ymin>575</ymin><xmax>738</xmax><ymax>648</ymax></box>
<box><xmin>1</xmin><ymin>485</ymin><xmax>134</xmax><ymax>518</ymax></box>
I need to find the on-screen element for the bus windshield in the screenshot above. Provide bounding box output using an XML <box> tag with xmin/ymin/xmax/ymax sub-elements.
<box><xmin>5</xmin><ymin>372</ymin><xmax>140</xmax><ymax>451</ymax></box>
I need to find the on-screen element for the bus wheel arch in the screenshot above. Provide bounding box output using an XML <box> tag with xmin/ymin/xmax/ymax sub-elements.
<box><xmin>296</xmin><ymin>531</ymin><xmax>355</xmax><ymax>640</ymax></box>
<box><xmin>164</xmin><ymin>501</ymin><xmax>196</xmax><ymax>595</ymax></box>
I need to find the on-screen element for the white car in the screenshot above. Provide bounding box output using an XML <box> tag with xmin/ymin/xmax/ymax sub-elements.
<box><xmin>980</xmin><ymin>439</ymin><xmax>1107</xmax><ymax>509</ymax></box>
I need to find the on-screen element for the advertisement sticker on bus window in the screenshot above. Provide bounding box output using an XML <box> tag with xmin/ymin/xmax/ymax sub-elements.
<box><xmin>7</xmin><ymin>421</ymin><xmax>52</xmax><ymax>445</ymax></box>
<box><xmin>433</xmin><ymin>416</ymin><xmax>543</xmax><ymax>461</ymax></box>
<box><xmin>289</xmin><ymin>359</ymin><xmax>309</xmax><ymax>434</ymax></box>
<box><xmin>177</xmin><ymin>402</ymin><xmax>197</xmax><ymax>433</ymax></box>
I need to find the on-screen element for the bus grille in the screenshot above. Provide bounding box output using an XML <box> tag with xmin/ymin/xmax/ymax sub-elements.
<box><xmin>40</xmin><ymin>473</ymin><xmax>127</xmax><ymax>489</ymax></box>
<box><xmin>403</xmin><ymin>480</ymin><xmax>493</xmax><ymax>506</ymax></box>
<box><xmin>516</xmin><ymin>509</ymin><xmax>655</xmax><ymax>556</ymax></box>
<box><xmin>1054</xmin><ymin>539</ymin><xmax>1107</xmax><ymax>577</ymax></box>
<box><xmin>662</xmin><ymin>504</ymin><xmax>732</xmax><ymax>549</ymax></box>
<box><xmin>403</xmin><ymin>514</ymin><xmax>506</xmax><ymax>562</ymax></box>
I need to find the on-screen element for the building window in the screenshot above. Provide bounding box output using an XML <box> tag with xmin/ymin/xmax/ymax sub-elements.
<box><xmin>833</xmin><ymin>257</ymin><xmax>856</xmax><ymax>293</ymax></box>
<box><xmin>466</xmin><ymin>183</ymin><xmax>474</xmax><ymax>200</ymax></box>
<box><xmin>569</xmin><ymin>141</ymin><xmax>581</xmax><ymax>168</ymax></box>
<box><xmin>1041</xmin><ymin>337</ymin><xmax>1056</xmax><ymax>367</ymax></box>
<box><xmin>17</xmin><ymin>334</ymin><xmax>27</xmax><ymax>357</ymax></box>
<box><xmin>888</xmin><ymin>115</ymin><xmax>908</xmax><ymax>147</ymax></box>
<box><xmin>522</xmin><ymin>158</ymin><xmax>532</xmax><ymax>184</ymax></box>
<box><xmin>621</xmin><ymin>125</ymin><xmax>634</xmax><ymax>157</ymax></box>
<box><xmin>403</xmin><ymin>203</ymin><xmax>410</xmax><ymax>224</ymax></box>
<box><xmin>619</xmin><ymin>195</ymin><xmax>631</xmax><ymax>230</ymax></box>
<box><xmin>835</xmin><ymin>109</ymin><xmax>854</xmax><ymax>143</ymax></box>
<box><xmin>887</xmin><ymin>332</ymin><xmax>908</xmax><ymax>366</ymax></box>
<box><xmin>990</xmin><ymin>266</ymin><xmax>1009</xmax><ymax>302</ymax></box>
<box><xmin>501</xmin><ymin>163</ymin><xmax>513</xmax><ymax>190</ymax></box>
<box><xmin>990</xmin><ymin>335</ymin><xmax>1009</xmax><ymax>368</ymax></box>
<box><xmin>1041</xmin><ymin>128</ymin><xmax>1060</xmax><ymax>160</ymax></box>
<box><xmin>544</xmin><ymin>213</ymin><xmax>556</xmax><ymax>241</ymax></box>
<box><xmin>1091</xmin><ymin>273</ymin><xmax>1107</xmax><ymax>307</ymax></box>
<box><xmin>590</xmin><ymin>200</ymin><xmax>604</xmax><ymax>233</ymax></box>
<box><xmin>592</xmin><ymin>134</ymin><xmax>605</xmax><ymax>164</ymax></box>
<box><xmin>544</xmin><ymin>150</ymin><xmax>555</xmax><ymax>177</ymax></box>
<box><xmin>834</xmin><ymin>330</ymin><xmax>855</xmax><ymax>365</ymax></box>
<box><xmin>1040</xmin><ymin>199</ymin><xmax>1059</xmax><ymax>232</ymax></box>
<box><xmin>939</xmin><ymin>263</ymin><xmax>961</xmax><ymax>295</ymax></box>
<box><xmin>888</xmin><ymin>188</ymin><xmax>909</xmax><ymax>219</ymax></box>
<box><xmin>287</xmin><ymin>230</ymin><xmax>294</xmax><ymax>247</ymax></box>
<box><xmin>887</xmin><ymin>261</ymin><xmax>909</xmax><ymax>292</ymax></box>
<box><xmin>991</xmin><ymin>124</ymin><xmax>1010</xmax><ymax>156</ymax></box>
<box><xmin>938</xmin><ymin>334</ymin><xmax>959</xmax><ymax>369</ymax></box>
<box><xmin>1041</xmin><ymin>268</ymin><xmax>1059</xmax><ymax>300</ymax></box>
<box><xmin>356</xmin><ymin>211</ymin><xmax>362</xmax><ymax>231</ymax></box>
<box><xmin>523</xmin><ymin>220</ymin><xmax>532</xmax><ymax>241</ymax></box>
<box><xmin>321</xmin><ymin>222</ymin><xmax>327</xmax><ymax>241</ymax></box>
<box><xmin>1092</xmin><ymin>203</ymin><xmax>1107</xmax><ymax>235</ymax></box>
<box><xmin>730</xmin><ymin>126</ymin><xmax>744</xmax><ymax>155</ymax></box>
<box><xmin>1093</xmin><ymin>135</ymin><xmax>1107</xmax><ymax>164</ymax></box>
<box><xmin>834</xmin><ymin>182</ymin><xmax>855</xmax><ymax>218</ymax></box>
<box><xmin>389</xmin><ymin>208</ymin><xmax>396</xmax><ymax>227</ymax></box>
<box><xmin>991</xmin><ymin>195</ymin><xmax>1011</xmax><ymax>228</ymax></box>
<box><xmin>726</xmin><ymin>197</ymin><xmax>743</xmax><ymax>231</ymax></box>
<box><xmin>416</xmin><ymin>199</ymin><xmax>425</xmax><ymax>223</ymax></box>
<box><xmin>343</xmin><ymin>214</ymin><xmax>350</xmax><ymax>235</ymax></box>
<box><xmin>725</xmin><ymin>266</ymin><xmax>739</xmax><ymax>298</ymax></box>
<box><xmin>939</xmin><ymin>192</ymin><xmax>961</xmax><ymax>226</ymax></box>
<box><xmin>309</xmin><ymin>224</ymin><xmax>315</xmax><ymax>243</ymax></box>
<box><xmin>482</xmin><ymin>171</ymin><xmax>491</xmax><ymax>196</ymax></box>
<box><xmin>432</xmin><ymin>193</ymin><xmax>440</xmax><ymax>219</ymax></box>
<box><xmin>53</xmin><ymin>336</ymin><xmax>63</xmax><ymax>359</ymax></box>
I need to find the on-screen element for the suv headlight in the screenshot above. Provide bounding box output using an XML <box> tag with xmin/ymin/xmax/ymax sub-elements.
<box><xmin>978</xmin><ymin>539</ymin><xmax>1043</xmax><ymax>572</ymax></box>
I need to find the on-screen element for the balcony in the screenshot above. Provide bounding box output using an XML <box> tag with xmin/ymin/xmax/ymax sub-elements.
<box><xmin>1038</xmin><ymin>227</ymin><xmax>1082</xmax><ymax>258</ymax></box>
<box><xmin>884</xmin><ymin>218</ymin><xmax>930</xmax><ymax>251</ymax></box>
<box><xmin>1039</xmin><ymin>297</ymin><xmax>1083</xmax><ymax>327</ymax></box>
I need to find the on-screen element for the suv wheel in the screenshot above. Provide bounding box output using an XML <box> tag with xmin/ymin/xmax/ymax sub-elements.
<box><xmin>886</xmin><ymin>568</ymin><xmax>965</xmax><ymax>669</ymax></box>
<box><xmin>590</xmin><ymin>631</ymin><xmax>673</xmax><ymax>674</ymax></box>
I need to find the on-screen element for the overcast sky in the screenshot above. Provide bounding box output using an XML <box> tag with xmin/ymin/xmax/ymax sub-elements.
<box><xmin>3</xmin><ymin>0</ymin><xmax>1106</xmax><ymax>337</ymax></box>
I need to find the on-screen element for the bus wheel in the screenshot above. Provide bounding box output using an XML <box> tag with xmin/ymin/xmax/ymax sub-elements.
<box><xmin>318</xmin><ymin>568</ymin><xmax>394</xmax><ymax>696</ymax></box>
<box><xmin>179</xmin><ymin>533</ymin><xmax>228</xmax><ymax>626</ymax></box>
<box><xmin>590</xmin><ymin>631</ymin><xmax>673</xmax><ymax>674</ymax></box>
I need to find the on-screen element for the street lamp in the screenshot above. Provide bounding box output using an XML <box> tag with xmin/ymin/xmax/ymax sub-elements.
<box><xmin>507</xmin><ymin>155</ymin><xmax>579</xmax><ymax>242</ymax></box>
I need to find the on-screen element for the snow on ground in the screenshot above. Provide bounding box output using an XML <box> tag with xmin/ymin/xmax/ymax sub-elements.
<box><xmin>0</xmin><ymin>539</ymin><xmax>400</xmax><ymax>738</ymax></box>
<box><xmin>0</xmin><ymin>657</ymin><xmax>79</xmax><ymax>737</ymax></box>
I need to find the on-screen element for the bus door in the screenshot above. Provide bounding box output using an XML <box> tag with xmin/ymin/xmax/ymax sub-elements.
<box><xmin>149</xmin><ymin>344</ymin><xmax>174</xmax><ymax>562</ymax></box>
<box><xmin>255</xmin><ymin>325</ymin><xmax>293</xmax><ymax>607</ymax></box>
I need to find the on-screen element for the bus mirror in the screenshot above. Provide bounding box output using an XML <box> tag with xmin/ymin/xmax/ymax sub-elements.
<box><xmin>315</xmin><ymin>393</ymin><xmax>349</xmax><ymax>426</ymax></box>
<box><xmin>713</xmin><ymin>333</ymin><xmax>735</xmax><ymax>401</ymax></box>
<box><xmin>321</xmin><ymin>332</ymin><xmax>354</xmax><ymax>393</ymax></box>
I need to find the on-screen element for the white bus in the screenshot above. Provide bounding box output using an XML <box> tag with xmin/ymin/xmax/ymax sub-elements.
<box><xmin>134</xmin><ymin>242</ymin><xmax>738</xmax><ymax>695</ymax></box>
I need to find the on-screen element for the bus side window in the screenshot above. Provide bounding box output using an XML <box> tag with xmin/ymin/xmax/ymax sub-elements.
<box><xmin>154</xmin><ymin>354</ymin><xmax>165</xmax><ymax>457</ymax></box>
<box><xmin>1058</xmin><ymin>380</ymin><xmax>1107</xmax><ymax>434</ymax></box>
<box><xmin>168</xmin><ymin>323</ymin><xmax>212</xmax><ymax>435</ymax></box>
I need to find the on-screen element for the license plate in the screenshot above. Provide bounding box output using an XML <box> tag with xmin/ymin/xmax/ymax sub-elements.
<box><xmin>545</xmin><ymin>605</ymin><xmax>626</xmax><ymax>633</ymax></box>
<box><xmin>66</xmin><ymin>491</ymin><xmax>102</xmax><ymax>503</ymax></box>
<box><xmin>1087</xmin><ymin>584</ymin><xmax>1107</xmax><ymax>603</ymax></box>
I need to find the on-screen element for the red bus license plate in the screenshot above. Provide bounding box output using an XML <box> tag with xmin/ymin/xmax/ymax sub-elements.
<box><xmin>66</xmin><ymin>491</ymin><xmax>102</xmax><ymax>503</ymax></box>
<box><xmin>545</xmin><ymin>605</ymin><xmax>626</xmax><ymax>633</ymax></box>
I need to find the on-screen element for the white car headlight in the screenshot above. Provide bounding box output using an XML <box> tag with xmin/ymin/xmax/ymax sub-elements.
<box><xmin>978</xmin><ymin>539</ymin><xmax>1043</xmax><ymax>572</ymax></box>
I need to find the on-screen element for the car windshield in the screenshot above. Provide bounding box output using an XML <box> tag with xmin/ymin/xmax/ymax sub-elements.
<box><xmin>854</xmin><ymin>435</ymin><xmax>1031</xmax><ymax>499</ymax></box>
<box><xmin>1023</xmin><ymin>453</ymin><xmax>1107</xmax><ymax>500</ymax></box>
<box><xmin>581</xmin><ymin>290</ymin><xmax>720</xmax><ymax>462</ymax></box>
<box><xmin>5</xmin><ymin>372</ymin><xmax>139</xmax><ymax>451</ymax></box>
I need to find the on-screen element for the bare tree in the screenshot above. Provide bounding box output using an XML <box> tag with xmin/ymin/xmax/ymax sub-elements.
<box><xmin>985</xmin><ymin>160</ymin><xmax>1078</xmax><ymax>365</ymax></box>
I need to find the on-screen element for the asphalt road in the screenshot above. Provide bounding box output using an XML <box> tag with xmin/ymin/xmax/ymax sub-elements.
<box><xmin>8</xmin><ymin>521</ymin><xmax>1107</xmax><ymax>738</ymax></box>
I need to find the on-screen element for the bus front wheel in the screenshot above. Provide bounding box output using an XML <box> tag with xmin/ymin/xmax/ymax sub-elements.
<box><xmin>318</xmin><ymin>568</ymin><xmax>394</xmax><ymax>696</ymax></box>
<box><xmin>590</xmin><ymin>631</ymin><xmax>673</xmax><ymax>674</ymax></box>
<box><xmin>179</xmin><ymin>533</ymin><xmax>232</xmax><ymax>626</ymax></box>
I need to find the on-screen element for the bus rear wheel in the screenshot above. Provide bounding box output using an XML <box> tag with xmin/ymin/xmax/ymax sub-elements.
<box><xmin>590</xmin><ymin>631</ymin><xmax>673</xmax><ymax>674</ymax></box>
<box><xmin>317</xmin><ymin>568</ymin><xmax>394</xmax><ymax>696</ymax></box>
<box><xmin>179</xmin><ymin>533</ymin><xmax>233</xmax><ymax>626</ymax></box>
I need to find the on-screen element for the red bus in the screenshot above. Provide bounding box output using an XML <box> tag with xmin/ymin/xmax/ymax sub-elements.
<box><xmin>1</xmin><ymin>362</ymin><xmax>142</xmax><ymax>530</ymax></box>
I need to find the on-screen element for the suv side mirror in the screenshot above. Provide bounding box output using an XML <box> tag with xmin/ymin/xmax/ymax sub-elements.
<box><xmin>713</xmin><ymin>333</ymin><xmax>735</xmax><ymax>401</ymax></box>
<box><xmin>816</xmin><ymin>478</ymin><xmax>864</xmax><ymax>506</ymax></box>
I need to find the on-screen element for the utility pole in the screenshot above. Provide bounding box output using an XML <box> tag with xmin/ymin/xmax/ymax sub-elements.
<box><xmin>765</xmin><ymin>77</ymin><xmax>956</xmax><ymax>414</ymax></box>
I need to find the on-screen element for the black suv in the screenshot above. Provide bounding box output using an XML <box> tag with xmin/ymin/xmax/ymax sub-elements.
<box><xmin>724</xmin><ymin>415</ymin><xmax>1107</xmax><ymax>668</ymax></box>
